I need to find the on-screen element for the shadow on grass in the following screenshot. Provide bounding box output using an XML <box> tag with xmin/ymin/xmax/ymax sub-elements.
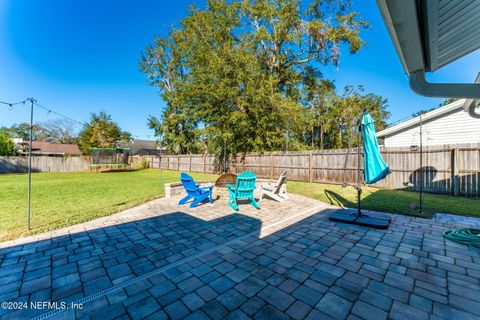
<box><xmin>324</xmin><ymin>189</ymin><xmax>355</xmax><ymax>208</ymax></box>
<box><xmin>362</xmin><ymin>189</ymin><xmax>431</xmax><ymax>218</ymax></box>
<box><xmin>96</xmin><ymin>168</ymin><xmax>143</xmax><ymax>173</ymax></box>
<box><xmin>0</xmin><ymin>158</ymin><xmax>40</xmax><ymax>174</ymax></box>
<box><xmin>323</xmin><ymin>188</ymin><xmax>431</xmax><ymax>218</ymax></box>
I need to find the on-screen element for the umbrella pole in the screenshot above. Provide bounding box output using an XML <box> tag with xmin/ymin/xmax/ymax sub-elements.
<box><xmin>357</xmin><ymin>121</ymin><xmax>362</xmax><ymax>218</ymax></box>
<box><xmin>329</xmin><ymin>111</ymin><xmax>390</xmax><ymax>229</ymax></box>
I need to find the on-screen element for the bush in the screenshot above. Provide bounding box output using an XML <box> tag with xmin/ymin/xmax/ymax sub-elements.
<box><xmin>139</xmin><ymin>158</ymin><xmax>150</xmax><ymax>170</ymax></box>
<box><xmin>0</xmin><ymin>132</ymin><xmax>17</xmax><ymax>156</ymax></box>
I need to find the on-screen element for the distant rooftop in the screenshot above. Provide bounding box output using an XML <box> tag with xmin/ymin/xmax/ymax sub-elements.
<box><xmin>18</xmin><ymin>141</ymin><xmax>81</xmax><ymax>156</ymax></box>
<box><xmin>118</xmin><ymin>139</ymin><xmax>162</xmax><ymax>156</ymax></box>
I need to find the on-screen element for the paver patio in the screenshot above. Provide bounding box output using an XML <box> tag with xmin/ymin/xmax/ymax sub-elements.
<box><xmin>0</xmin><ymin>194</ymin><xmax>479</xmax><ymax>320</ymax></box>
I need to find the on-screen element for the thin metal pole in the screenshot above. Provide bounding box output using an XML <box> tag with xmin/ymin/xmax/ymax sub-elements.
<box><xmin>159</xmin><ymin>142</ymin><xmax>163</xmax><ymax>189</ymax></box>
<box><xmin>419</xmin><ymin>113</ymin><xmax>423</xmax><ymax>214</ymax></box>
<box><xmin>357</xmin><ymin>121</ymin><xmax>362</xmax><ymax>217</ymax></box>
<box><xmin>224</xmin><ymin>140</ymin><xmax>227</xmax><ymax>173</ymax></box>
<box><xmin>27</xmin><ymin>98</ymin><xmax>35</xmax><ymax>230</ymax></box>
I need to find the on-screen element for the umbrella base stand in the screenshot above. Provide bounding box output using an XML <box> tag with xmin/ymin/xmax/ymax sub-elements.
<box><xmin>331</xmin><ymin>111</ymin><xmax>391</xmax><ymax>230</ymax></box>
<box><xmin>329</xmin><ymin>210</ymin><xmax>390</xmax><ymax>229</ymax></box>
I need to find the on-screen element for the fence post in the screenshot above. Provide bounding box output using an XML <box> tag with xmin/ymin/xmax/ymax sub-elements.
<box><xmin>452</xmin><ymin>149</ymin><xmax>460</xmax><ymax>196</ymax></box>
<box><xmin>189</xmin><ymin>155</ymin><xmax>192</xmax><ymax>172</ymax></box>
<box><xmin>308</xmin><ymin>151</ymin><xmax>313</xmax><ymax>183</ymax></box>
<box><xmin>203</xmin><ymin>155</ymin><xmax>206</xmax><ymax>173</ymax></box>
<box><xmin>270</xmin><ymin>153</ymin><xmax>274</xmax><ymax>178</ymax></box>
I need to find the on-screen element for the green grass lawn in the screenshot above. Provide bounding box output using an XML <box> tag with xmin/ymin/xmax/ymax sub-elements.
<box><xmin>1</xmin><ymin>169</ymin><xmax>479</xmax><ymax>242</ymax></box>
<box><xmin>288</xmin><ymin>181</ymin><xmax>480</xmax><ymax>218</ymax></box>
<box><xmin>0</xmin><ymin>169</ymin><xmax>217</xmax><ymax>241</ymax></box>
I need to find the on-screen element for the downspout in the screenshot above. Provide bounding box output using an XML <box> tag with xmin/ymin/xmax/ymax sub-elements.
<box><xmin>409</xmin><ymin>71</ymin><xmax>480</xmax><ymax>118</ymax></box>
<box><xmin>409</xmin><ymin>70</ymin><xmax>480</xmax><ymax>99</ymax></box>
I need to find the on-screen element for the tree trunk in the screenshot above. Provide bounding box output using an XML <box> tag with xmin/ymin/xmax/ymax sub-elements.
<box><xmin>311</xmin><ymin>127</ymin><xmax>314</xmax><ymax>147</ymax></box>
<box><xmin>320</xmin><ymin>126</ymin><xmax>324</xmax><ymax>150</ymax></box>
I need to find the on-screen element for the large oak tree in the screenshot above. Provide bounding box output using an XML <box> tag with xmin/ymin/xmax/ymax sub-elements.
<box><xmin>141</xmin><ymin>0</ymin><xmax>380</xmax><ymax>155</ymax></box>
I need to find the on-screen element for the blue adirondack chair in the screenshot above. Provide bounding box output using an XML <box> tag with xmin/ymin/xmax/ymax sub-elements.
<box><xmin>178</xmin><ymin>173</ymin><xmax>213</xmax><ymax>208</ymax></box>
<box><xmin>227</xmin><ymin>171</ymin><xmax>260</xmax><ymax>210</ymax></box>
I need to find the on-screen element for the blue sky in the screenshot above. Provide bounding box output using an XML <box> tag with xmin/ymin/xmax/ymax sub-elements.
<box><xmin>1</xmin><ymin>0</ymin><xmax>479</xmax><ymax>138</ymax></box>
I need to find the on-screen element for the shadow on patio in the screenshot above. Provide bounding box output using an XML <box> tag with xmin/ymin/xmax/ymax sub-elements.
<box><xmin>1</xmin><ymin>195</ymin><xmax>479</xmax><ymax>320</ymax></box>
<box><xmin>0</xmin><ymin>210</ymin><xmax>262</xmax><ymax>319</ymax></box>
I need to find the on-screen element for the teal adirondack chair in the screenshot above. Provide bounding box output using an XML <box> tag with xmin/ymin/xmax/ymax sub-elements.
<box><xmin>227</xmin><ymin>171</ymin><xmax>260</xmax><ymax>210</ymax></box>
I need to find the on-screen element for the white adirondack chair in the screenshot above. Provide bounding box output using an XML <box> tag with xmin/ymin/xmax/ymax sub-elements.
<box><xmin>261</xmin><ymin>170</ymin><xmax>288</xmax><ymax>202</ymax></box>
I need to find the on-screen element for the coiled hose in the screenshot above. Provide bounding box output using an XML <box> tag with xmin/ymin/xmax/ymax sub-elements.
<box><xmin>443</xmin><ymin>228</ymin><xmax>480</xmax><ymax>251</ymax></box>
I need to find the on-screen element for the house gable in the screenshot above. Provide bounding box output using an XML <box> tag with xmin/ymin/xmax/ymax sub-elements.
<box><xmin>381</xmin><ymin>108</ymin><xmax>480</xmax><ymax>147</ymax></box>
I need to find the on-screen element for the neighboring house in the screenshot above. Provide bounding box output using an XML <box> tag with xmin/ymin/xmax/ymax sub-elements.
<box><xmin>377</xmin><ymin>99</ymin><xmax>480</xmax><ymax>147</ymax></box>
<box><xmin>119</xmin><ymin>139</ymin><xmax>161</xmax><ymax>156</ymax></box>
<box><xmin>17</xmin><ymin>141</ymin><xmax>81</xmax><ymax>156</ymax></box>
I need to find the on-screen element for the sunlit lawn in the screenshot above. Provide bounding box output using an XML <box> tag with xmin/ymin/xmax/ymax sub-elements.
<box><xmin>1</xmin><ymin>169</ymin><xmax>479</xmax><ymax>242</ymax></box>
<box><xmin>0</xmin><ymin>169</ymin><xmax>217</xmax><ymax>241</ymax></box>
<box><xmin>288</xmin><ymin>181</ymin><xmax>480</xmax><ymax>218</ymax></box>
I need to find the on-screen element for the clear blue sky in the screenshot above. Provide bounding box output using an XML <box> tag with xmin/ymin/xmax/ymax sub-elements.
<box><xmin>1</xmin><ymin>0</ymin><xmax>479</xmax><ymax>138</ymax></box>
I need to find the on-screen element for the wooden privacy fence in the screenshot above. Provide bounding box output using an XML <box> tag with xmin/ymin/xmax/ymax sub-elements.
<box><xmin>0</xmin><ymin>156</ymin><xmax>91</xmax><ymax>173</ymax></box>
<box><xmin>3</xmin><ymin>146</ymin><xmax>478</xmax><ymax>197</ymax></box>
<box><xmin>149</xmin><ymin>144</ymin><xmax>480</xmax><ymax>197</ymax></box>
<box><xmin>0</xmin><ymin>155</ymin><xmax>156</xmax><ymax>173</ymax></box>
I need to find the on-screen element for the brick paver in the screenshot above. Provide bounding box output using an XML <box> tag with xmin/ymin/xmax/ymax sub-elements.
<box><xmin>0</xmin><ymin>194</ymin><xmax>479</xmax><ymax>319</ymax></box>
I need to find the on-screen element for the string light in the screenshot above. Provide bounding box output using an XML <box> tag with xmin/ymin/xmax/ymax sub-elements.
<box><xmin>0</xmin><ymin>99</ymin><xmax>27</xmax><ymax>107</ymax></box>
<box><xmin>33</xmin><ymin>102</ymin><xmax>84</xmax><ymax>125</ymax></box>
<box><xmin>1</xmin><ymin>97</ymin><xmax>156</xmax><ymax>139</ymax></box>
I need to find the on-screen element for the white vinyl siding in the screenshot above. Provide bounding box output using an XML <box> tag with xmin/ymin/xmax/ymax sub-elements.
<box><xmin>383</xmin><ymin>109</ymin><xmax>480</xmax><ymax>147</ymax></box>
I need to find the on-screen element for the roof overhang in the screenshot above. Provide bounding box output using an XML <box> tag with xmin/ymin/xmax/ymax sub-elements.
<box><xmin>377</xmin><ymin>0</ymin><xmax>480</xmax><ymax>99</ymax></box>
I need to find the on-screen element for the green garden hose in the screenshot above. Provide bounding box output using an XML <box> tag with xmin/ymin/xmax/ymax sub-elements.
<box><xmin>443</xmin><ymin>228</ymin><xmax>480</xmax><ymax>251</ymax></box>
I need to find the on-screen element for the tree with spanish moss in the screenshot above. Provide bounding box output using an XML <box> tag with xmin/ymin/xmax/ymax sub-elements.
<box><xmin>141</xmin><ymin>0</ymin><xmax>369</xmax><ymax>157</ymax></box>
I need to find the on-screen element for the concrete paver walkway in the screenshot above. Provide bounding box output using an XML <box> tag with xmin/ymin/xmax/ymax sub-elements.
<box><xmin>0</xmin><ymin>195</ymin><xmax>479</xmax><ymax>320</ymax></box>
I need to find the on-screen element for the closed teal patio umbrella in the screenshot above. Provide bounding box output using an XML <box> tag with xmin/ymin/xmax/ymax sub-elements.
<box><xmin>361</xmin><ymin>112</ymin><xmax>390</xmax><ymax>184</ymax></box>
<box><xmin>329</xmin><ymin>111</ymin><xmax>391</xmax><ymax>229</ymax></box>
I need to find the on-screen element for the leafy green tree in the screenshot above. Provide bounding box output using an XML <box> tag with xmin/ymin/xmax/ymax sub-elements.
<box><xmin>141</xmin><ymin>0</ymin><xmax>368</xmax><ymax>156</ymax></box>
<box><xmin>439</xmin><ymin>98</ymin><xmax>457</xmax><ymax>107</ymax></box>
<box><xmin>1</xmin><ymin>123</ymin><xmax>44</xmax><ymax>141</ymax></box>
<box><xmin>0</xmin><ymin>131</ymin><xmax>17</xmax><ymax>156</ymax></box>
<box><xmin>120</xmin><ymin>131</ymin><xmax>133</xmax><ymax>142</ymax></box>
<box><xmin>410</xmin><ymin>97</ymin><xmax>456</xmax><ymax>118</ymax></box>
<box><xmin>305</xmin><ymin>85</ymin><xmax>389</xmax><ymax>149</ymax></box>
<box><xmin>411</xmin><ymin>98</ymin><xmax>458</xmax><ymax>119</ymax></box>
<box><xmin>78</xmin><ymin>111</ymin><xmax>130</xmax><ymax>155</ymax></box>
<box><xmin>411</xmin><ymin>108</ymin><xmax>436</xmax><ymax>118</ymax></box>
<box><xmin>147</xmin><ymin>113</ymin><xmax>201</xmax><ymax>154</ymax></box>
<box><xmin>301</xmin><ymin>67</ymin><xmax>336</xmax><ymax>149</ymax></box>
